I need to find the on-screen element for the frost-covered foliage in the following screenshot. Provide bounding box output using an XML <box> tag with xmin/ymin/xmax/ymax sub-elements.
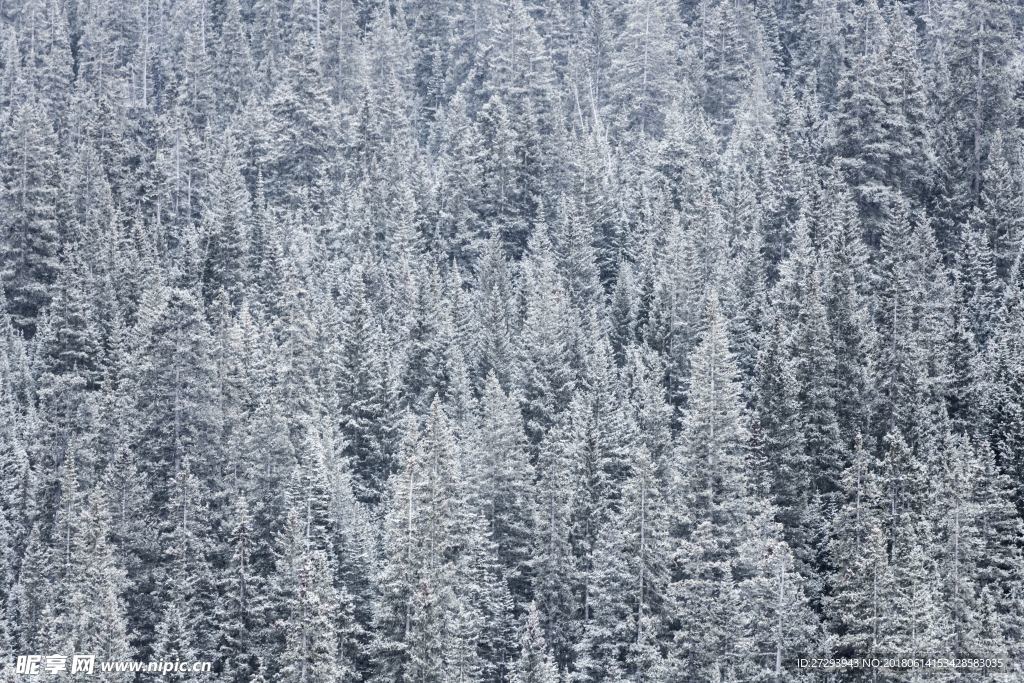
<box><xmin>1</xmin><ymin>0</ymin><xmax>1023</xmax><ymax>680</ymax></box>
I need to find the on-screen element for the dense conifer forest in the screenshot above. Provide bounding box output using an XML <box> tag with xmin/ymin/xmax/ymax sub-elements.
<box><xmin>1</xmin><ymin>0</ymin><xmax>1024</xmax><ymax>680</ymax></box>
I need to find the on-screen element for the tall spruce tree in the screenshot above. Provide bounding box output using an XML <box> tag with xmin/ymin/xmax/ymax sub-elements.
<box><xmin>0</xmin><ymin>94</ymin><xmax>61</xmax><ymax>337</ymax></box>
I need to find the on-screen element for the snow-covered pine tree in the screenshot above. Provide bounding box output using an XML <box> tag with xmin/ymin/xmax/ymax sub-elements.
<box><xmin>669</xmin><ymin>291</ymin><xmax>815</xmax><ymax>679</ymax></box>
<box><xmin>0</xmin><ymin>93</ymin><xmax>61</xmax><ymax>337</ymax></box>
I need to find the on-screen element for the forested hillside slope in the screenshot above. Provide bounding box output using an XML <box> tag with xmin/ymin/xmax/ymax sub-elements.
<box><xmin>1</xmin><ymin>0</ymin><xmax>1023</xmax><ymax>680</ymax></box>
